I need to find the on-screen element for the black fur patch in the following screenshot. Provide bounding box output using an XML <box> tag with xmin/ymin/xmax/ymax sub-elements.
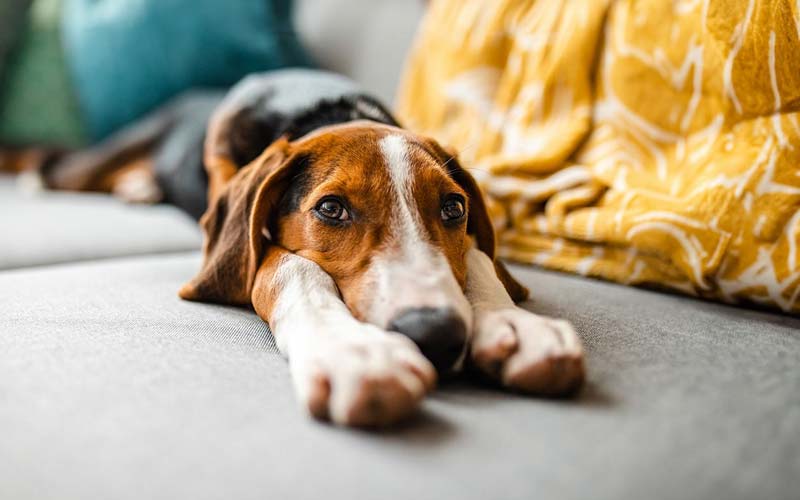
<box><xmin>283</xmin><ymin>94</ymin><xmax>399</xmax><ymax>140</ymax></box>
<box><xmin>226</xmin><ymin>93</ymin><xmax>398</xmax><ymax>169</ymax></box>
<box><xmin>227</xmin><ymin>90</ymin><xmax>282</xmax><ymax>167</ymax></box>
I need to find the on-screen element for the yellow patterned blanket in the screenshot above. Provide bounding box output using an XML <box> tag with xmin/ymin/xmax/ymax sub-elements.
<box><xmin>397</xmin><ymin>0</ymin><xmax>800</xmax><ymax>313</ymax></box>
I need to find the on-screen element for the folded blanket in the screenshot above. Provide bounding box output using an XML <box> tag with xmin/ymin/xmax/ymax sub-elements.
<box><xmin>397</xmin><ymin>0</ymin><xmax>800</xmax><ymax>313</ymax></box>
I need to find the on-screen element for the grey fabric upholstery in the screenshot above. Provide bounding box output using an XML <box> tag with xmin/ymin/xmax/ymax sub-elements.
<box><xmin>2</xmin><ymin>253</ymin><xmax>797</xmax><ymax>500</ymax></box>
<box><xmin>0</xmin><ymin>175</ymin><xmax>200</xmax><ymax>269</ymax></box>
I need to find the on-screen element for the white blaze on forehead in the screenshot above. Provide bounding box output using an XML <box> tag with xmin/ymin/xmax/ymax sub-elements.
<box><xmin>380</xmin><ymin>134</ymin><xmax>411</xmax><ymax>186</ymax></box>
<box><xmin>372</xmin><ymin>134</ymin><xmax>473</xmax><ymax>344</ymax></box>
<box><xmin>379</xmin><ymin>134</ymin><xmax>426</xmax><ymax>245</ymax></box>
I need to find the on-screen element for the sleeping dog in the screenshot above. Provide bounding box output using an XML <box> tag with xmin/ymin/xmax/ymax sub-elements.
<box><xmin>37</xmin><ymin>69</ymin><xmax>585</xmax><ymax>426</ymax></box>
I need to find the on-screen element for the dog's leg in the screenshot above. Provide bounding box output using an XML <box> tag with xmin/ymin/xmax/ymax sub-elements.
<box><xmin>38</xmin><ymin>91</ymin><xmax>221</xmax><ymax>194</ymax></box>
<box><xmin>252</xmin><ymin>247</ymin><xmax>437</xmax><ymax>426</ymax></box>
<box><xmin>465</xmin><ymin>248</ymin><xmax>585</xmax><ymax>395</ymax></box>
<box><xmin>42</xmin><ymin>107</ymin><xmax>175</xmax><ymax>192</ymax></box>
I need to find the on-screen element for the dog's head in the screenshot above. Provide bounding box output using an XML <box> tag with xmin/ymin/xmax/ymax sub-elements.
<box><xmin>180</xmin><ymin>122</ymin><xmax>527</xmax><ymax>372</ymax></box>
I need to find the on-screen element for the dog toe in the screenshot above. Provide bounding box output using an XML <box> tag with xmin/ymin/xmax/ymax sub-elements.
<box><xmin>471</xmin><ymin>308</ymin><xmax>585</xmax><ymax>396</ymax></box>
<box><xmin>504</xmin><ymin>351</ymin><xmax>585</xmax><ymax>396</ymax></box>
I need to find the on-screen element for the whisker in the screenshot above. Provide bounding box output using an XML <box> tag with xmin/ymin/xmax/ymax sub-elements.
<box><xmin>441</xmin><ymin>140</ymin><xmax>482</xmax><ymax>170</ymax></box>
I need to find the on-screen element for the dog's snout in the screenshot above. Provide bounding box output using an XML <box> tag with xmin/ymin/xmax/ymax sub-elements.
<box><xmin>388</xmin><ymin>307</ymin><xmax>467</xmax><ymax>372</ymax></box>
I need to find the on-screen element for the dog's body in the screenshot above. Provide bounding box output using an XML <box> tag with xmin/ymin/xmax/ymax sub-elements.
<box><xmin>33</xmin><ymin>69</ymin><xmax>585</xmax><ymax>426</ymax></box>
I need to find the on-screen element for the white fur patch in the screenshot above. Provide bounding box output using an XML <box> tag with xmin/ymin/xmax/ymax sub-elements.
<box><xmin>379</xmin><ymin>134</ymin><xmax>424</xmax><ymax>246</ymax></box>
<box><xmin>269</xmin><ymin>253</ymin><xmax>345</xmax><ymax>355</ymax></box>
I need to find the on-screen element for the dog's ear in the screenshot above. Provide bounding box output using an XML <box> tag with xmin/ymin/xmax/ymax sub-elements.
<box><xmin>428</xmin><ymin>140</ymin><xmax>530</xmax><ymax>303</ymax></box>
<box><xmin>179</xmin><ymin>137</ymin><xmax>300</xmax><ymax>305</ymax></box>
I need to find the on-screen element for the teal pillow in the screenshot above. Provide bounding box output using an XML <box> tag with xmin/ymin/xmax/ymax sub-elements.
<box><xmin>62</xmin><ymin>0</ymin><xmax>312</xmax><ymax>140</ymax></box>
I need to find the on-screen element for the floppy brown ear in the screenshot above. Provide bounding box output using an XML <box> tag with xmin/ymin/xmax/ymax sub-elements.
<box><xmin>179</xmin><ymin>137</ymin><xmax>299</xmax><ymax>305</ymax></box>
<box><xmin>428</xmin><ymin>141</ymin><xmax>530</xmax><ymax>303</ymax></box>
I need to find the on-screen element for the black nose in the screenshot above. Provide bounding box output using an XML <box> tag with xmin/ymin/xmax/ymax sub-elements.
<box><xmin>388</xmin><ymin>307</ymin><xmax>467</xmax><ymax>372</ymax></box>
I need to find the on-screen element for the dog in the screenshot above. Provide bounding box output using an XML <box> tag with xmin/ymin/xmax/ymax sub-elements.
<box><xmin>31</xmin><ymin>69</ymin><xmax>585</xmax><ymax>427</ymax></box>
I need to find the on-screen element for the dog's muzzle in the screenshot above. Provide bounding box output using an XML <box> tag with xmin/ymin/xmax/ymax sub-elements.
<box><xmin>388</xmin><ymin>307</ymin><xmax>467</xmax><ymax>373</ymax></box>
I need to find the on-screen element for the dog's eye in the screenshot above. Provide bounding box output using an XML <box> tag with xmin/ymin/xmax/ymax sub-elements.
<box><xmin>315</xmin><ymin>197</ymin><xmax>350</xmax><ymax>222</ymax></box>
<box><xmin>441</xmin><ymin>196</ymin><xmax>466</xmax><ymax>222</ymax></box>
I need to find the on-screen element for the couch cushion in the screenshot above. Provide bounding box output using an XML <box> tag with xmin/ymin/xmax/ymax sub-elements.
<box><xmin>0</xmin><ymin>175</ymin><xmax>200</xmax><ymax>269</ymax></box>
<box><xmin>294</xmin><ymin>0</ymin><xmax>424</xmax><ymax>105</ymax></box>
<box><xmin>1</xmin><ymin>252</ymin><xmax>797</xmax><ymax>500</ymax></box>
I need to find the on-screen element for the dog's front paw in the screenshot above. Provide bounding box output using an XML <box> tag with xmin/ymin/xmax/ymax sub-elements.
<box><xmin>470</xmin><ymin>307</ymin><xmax>584</xmax><ymax>396</ymax></box>
<box><xmin>291</xmin><ymin>327</ymin><xmax>436</xmax><ymax>427</ymax></box>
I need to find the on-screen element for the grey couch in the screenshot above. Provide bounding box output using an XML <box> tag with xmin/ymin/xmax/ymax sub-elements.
<box><xmin>2</xmin><ymin>2</ymin><xmax>798</xmax><ymax>499</ymax></box>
